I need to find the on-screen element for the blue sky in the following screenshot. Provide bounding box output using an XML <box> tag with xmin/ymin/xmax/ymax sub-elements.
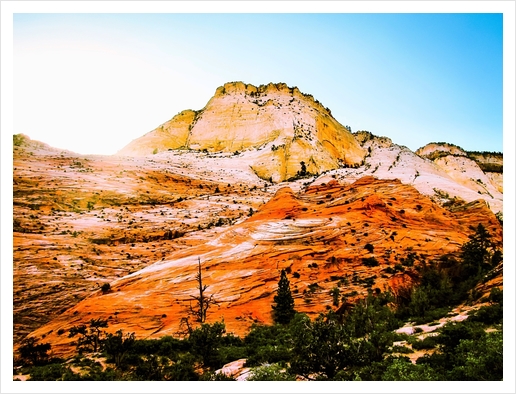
<box><xmin>12</xmin><ymin>11</ymin><xmax>504</xmax><ymax>155</ymax></box>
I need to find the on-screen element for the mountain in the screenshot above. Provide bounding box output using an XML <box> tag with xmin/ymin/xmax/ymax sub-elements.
<box><xmin>21</xmin><ymin>174</ymin><xmax>502</xmax><ymax>357</ymax></box>
<box><xmin>117</xmin><ymin>82</ymin><xmax>366</xmax><ymax>182</ymax></box>
<box><xmin>12</xmin><ymin>82</ymin><xmax>503</xmax><ymax>359</ymax></box>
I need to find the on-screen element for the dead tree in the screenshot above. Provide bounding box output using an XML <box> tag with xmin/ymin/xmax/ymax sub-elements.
<box><xmin>189</xmin><ymin>258</ymin><xmax>216</xmax><ymax>323</ymax></box>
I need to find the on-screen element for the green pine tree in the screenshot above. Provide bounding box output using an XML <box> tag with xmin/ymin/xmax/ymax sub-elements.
<box><xmin>461</xmin><ymin>223</ymin><xmax>494</xmax><ymax>277</ymax></box>
<box><xmin>272</xmin><ymin>269</ymin><xmax>296</xmax><ymax>324</ymax></box>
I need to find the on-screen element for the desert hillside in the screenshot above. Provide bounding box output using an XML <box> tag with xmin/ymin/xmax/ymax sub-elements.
<box><xmin>14</xmin><ymin>135</ymin><xmax>502</xmax><ymax>358</ymax></box>
<box><xmin>12</xmin><ymin>83</ymin><xmax>503</xmax><ymax>361</ymax></box>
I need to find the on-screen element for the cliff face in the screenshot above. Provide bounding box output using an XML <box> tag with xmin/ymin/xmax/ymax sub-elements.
<box><xmin>117</xmin><ymin>82</ymin><xmax>366</xmax><ymax>182</ymax></box>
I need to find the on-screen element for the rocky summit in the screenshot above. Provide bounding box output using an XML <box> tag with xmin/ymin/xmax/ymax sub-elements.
<box><xmin>117</xmin><ymin>82</ymin><xmax>366</xmax><ymax>182</ymax></box>
<box><xmin>12</xmin><ymin>82</ymin><xmax>503</xmax><ymax>359</ymax></box>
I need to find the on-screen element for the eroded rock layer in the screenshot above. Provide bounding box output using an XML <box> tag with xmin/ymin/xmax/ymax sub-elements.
<box><xmin>25</xmin><ymin>175</ymin><xmax>501</xmax><ymax>357</ymax></box>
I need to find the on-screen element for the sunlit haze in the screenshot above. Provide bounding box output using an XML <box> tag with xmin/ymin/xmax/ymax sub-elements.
<box><xmin>10</xmin><ymin>7</ymin><xmax>507</xmax><ymax>155</ymax></box>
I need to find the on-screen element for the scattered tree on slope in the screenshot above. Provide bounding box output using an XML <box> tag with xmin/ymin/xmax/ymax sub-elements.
<box><xmin>272</xmin><ymin>269</ymin><xmax>296</xmax><ymax>325</ymax></box>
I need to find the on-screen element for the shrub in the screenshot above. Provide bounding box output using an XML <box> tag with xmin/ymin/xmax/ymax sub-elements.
<box><xmin>391</xmin><ymin>345</ymin><xmax>413</xmax><ymax>354</ymax></box>
<box><xmin>103</xmin><ymin>330</ymin><xmax>136</xmax><ymax>368</ymax></box>
<box><xmin>248</xmin><ymin>363</ymin><xmax>296</xmax><ymax>381</ymax></box>
<box><xmin>488</xmin><ymin>287</ymin><xmax>503</xmax><ymax>305</ymax></box>
<box><xmin>411</xmin><ymin>336</ymin><xmax>438</xmax><ymax>350</ymax></box>
<box><xmin>381</xmin><ymin>358</ymin><xmax>437</xmax><ymax>381</ymax></box>
<box><xmin>364</xmin><ymin>243</ymin><xmax>374</xmax><ymax>253</ymax></box>
<box><xmin>18</xmin><ymin>338</ymin><xmax>52</xmax><ymax>366</ymax></box>
<box><xmin>13</xmin><ymin>134</ymin><xmax>25</xmax><ymax>146</ymax></box>
<box><xmin>244</xmin><ymin>324</ymin><xmax>292</xmax><ymax>367</ymax></box>
<box><xmin>468</xmin><ymin>303</ymin><xmax>502</xmax><ymax>325</ymax></box>
<box><xmin>28</xmin><ymin>363</ymin><xmax>74</xmax><ymax>381</ymax></box>
<box><xmin>362</xmin><ymin>257</ymin><xmax>379</xmax><ymax>267</ymax></box>
<box><xmin>188</xmin><ymin>321</ymin><xmax>226</xmax><ymax>369</ymax></box>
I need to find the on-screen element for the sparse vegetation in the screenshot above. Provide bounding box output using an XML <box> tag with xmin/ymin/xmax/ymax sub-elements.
<box><xmin>362</xmin><ymin>256</ymin><xmax>379</xmax><ymax>267</ymax></box>
<box><xmin>364</xmin><ymin>243</ymin><xmax>374</xmax><ymax>253</ymax></box>
<box><xmin>13</xmin><ymin>134</ymin><xmax>26</xmax><ymax>146</ymax></box>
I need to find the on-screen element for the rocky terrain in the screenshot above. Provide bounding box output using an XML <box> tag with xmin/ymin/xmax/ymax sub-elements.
<box><xmin>12</xmin><ymin>82</ymin><xmax>503</xmax><ymax>359</ymax></box>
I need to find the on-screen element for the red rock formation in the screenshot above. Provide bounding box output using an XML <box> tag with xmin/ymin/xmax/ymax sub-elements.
<box><xmin>24</xmin><ymin>175</ymin><xmax>501</xmax><ymax>357</ymax></box>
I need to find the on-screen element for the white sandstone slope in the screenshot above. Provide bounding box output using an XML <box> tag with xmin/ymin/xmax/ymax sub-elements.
<box><xmin>310</xmin><ymin>131</ymin><xmax>503</xmax><ymax>214</ymax></box>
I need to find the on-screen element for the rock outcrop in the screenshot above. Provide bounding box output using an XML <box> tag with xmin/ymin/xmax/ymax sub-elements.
<box><xmin>326</xmin><ymin>133</ymin><xmax>504</xmax><ymax>214</ymax></box>
<box><xmin>416</xmin><ymin>142</ymin><xmax>503</xmax><ymax>204</ymax></box>
<box><xmin>117</xmin><ymin>82</ymin><xmax>366</xmax><ymax>182</ymax></box>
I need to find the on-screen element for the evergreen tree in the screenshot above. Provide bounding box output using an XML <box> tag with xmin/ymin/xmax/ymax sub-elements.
<box><xmin>68</xmin><ymin>318</ymin><xmax>108</xmax><ymax>353</ymax></box>
<box><xmin>18</xmin><ymin>337</ymin><xmax>52</xmax><ymax>366</ymax></box>
<box><xmin>461</xmin><ymin>223</ymin><xmax>494</xmax><ymax>277</ymax></box>
<box><xmin>272</xmin><ymin>269</ymin><xmax>296</xmax><ymax>324</ymax></box>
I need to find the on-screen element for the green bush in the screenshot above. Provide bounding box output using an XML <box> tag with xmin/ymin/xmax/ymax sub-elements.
<box><xmin>13</xmin><ymin>134</ymin><xmax>25</xmax><ymax>146</ymax></box>
<box><xmin>244</xmin><ymin>323</ymin><xmax>292</xmax><ymax>367</ymax></box>
<box><xmin>449</xmin><ymin>331</ymin><xmax>503</xmax><ymax>380</ymax></box>
<box><xmin>134</xmin><ymin>354</ymin><xmax>168</xmax><ymax>380</ymax></box>
<box><xmin>289</xmin><ymin>294</ymin><xmax>399</xmax><ymax>380</ymax></box>
<box><xmin>248</xmin><ymin>363</ymin><xmax>296</xmax><ymax>381</ymax></box>
<box><xmin>188</xmin><ymin>321</ymin><xmax>226</xmax><ymax>369</ymax></box>
<box><xmin>163</xmin><ymin>354</ymin><xmax>199</xmax><ymax>381</ymax></box>
<box><xmin>381</xmin><ymin>358</ymin><xmax>437</xmax><ymax>381</ymax></box>
<box><xmin>28</xmin><ymin>363</ymin><xmax>75</xmax><ymax>381</ymax></box>
<box><xmin>416</xmin><ymin>323</ymin><xmax>502</xmax><ymax>381</ymax></box>
<box><xmin>391</xmin><ymin>345</ymin><xmax>413</xmax><ymax>354</ymax></box>
<box><xmin>362</xmin><ymin>257</ymin><xmax>379</xmax><ymax>267</ymax></box>
<box><xmin>468</xmin><ymin>303</ymin><xmax>503</xmax><ymax>325</ymax></box>
<box><xmin>410</xmin><ymin>336</ymin><xmax>438</xmax><ymax>350</ymax></box>
<box><xmin>219</xmin><ymin>345</ymin><xmax>247</xmax><ymax>366</ymax></box>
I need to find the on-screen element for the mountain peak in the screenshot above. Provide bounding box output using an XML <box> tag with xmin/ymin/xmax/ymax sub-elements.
<box><xmin>117</xmin><ymin>82</ymin><xmax>366</xmax><ymax>182</ymax></box>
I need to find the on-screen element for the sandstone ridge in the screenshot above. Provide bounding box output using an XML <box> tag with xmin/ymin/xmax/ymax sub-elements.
<box><xmin>416</xmin><ymin>142</ymin><xmax>503</xmax><ymax>195</ymax></box>
<box><xmin>117</xmin><ymin>82</ymin><xmax>366</xmax><ymax>182</ymax></box>
<box><xmin>310</xmin><ymin>132</ymin><xmax>504</xmax><ymax>214</ymax></box>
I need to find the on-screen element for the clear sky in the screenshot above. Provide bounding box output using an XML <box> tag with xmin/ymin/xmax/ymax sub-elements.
<box><xmin>11</xmin><ymin>9</ymin><xmax>505</xmax><ymax>155</ymax></box>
